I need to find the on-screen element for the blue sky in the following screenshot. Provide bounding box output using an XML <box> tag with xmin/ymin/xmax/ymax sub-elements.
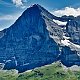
<box><xmin>0</xmin><ymin>0</ymin><xmax>80</xmax><ymax>30</ymax></box>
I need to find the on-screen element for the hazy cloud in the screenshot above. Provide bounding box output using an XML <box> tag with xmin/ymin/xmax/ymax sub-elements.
<box><xmin>0</xmin><ymin>12</ymin><xmax>22</xmax><ymax>21</ymax></box>
<box><xmin>0</xmin><ymin>15</ymin><xmax>15</xmax><ymax>21</ymax></box>
<box><xmin>0</xmin><ymin>13</ymin><xmax>22</xmax><ymax>30</ymax></box>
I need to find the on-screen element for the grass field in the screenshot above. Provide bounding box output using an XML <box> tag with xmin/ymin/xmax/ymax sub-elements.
<box><xmin>0</xmin><ymin>62</ymin><xmax>80</xmax><ymax>80</ymax></box>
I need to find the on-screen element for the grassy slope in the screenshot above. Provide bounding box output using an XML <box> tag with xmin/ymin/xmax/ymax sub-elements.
<box><xmin>0</xmin><ymin>62</ymin><xmax>80</xmax><ymax>80</ymax></box>
<box><xmin>0</xmin><ymin>69</ymin><xmax>18</xmax><ymax>80</ymax></box>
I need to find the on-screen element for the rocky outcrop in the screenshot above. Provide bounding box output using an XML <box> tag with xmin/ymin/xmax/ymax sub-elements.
<box><xmin>66</xmin><ymin>20</ymin><xmax>80</xmax><ymax>45</ymax></box>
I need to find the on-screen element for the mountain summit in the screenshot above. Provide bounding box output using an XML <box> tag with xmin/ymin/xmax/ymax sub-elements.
<box><xmin>0</xmin><ymin>4</ymin><xmax>80</xmax><ymax>72</ymax></box>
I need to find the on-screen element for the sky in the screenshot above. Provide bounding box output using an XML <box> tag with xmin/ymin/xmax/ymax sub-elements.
<box><xmin>0</xmin><ymin>0</ymin><xmax>80</xmax><ymax>30</ymax></box>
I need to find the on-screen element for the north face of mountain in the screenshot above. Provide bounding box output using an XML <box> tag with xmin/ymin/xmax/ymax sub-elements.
<box><xmin>0</xmin><ymin>4</ymin><xmax>61</xmax><ymax>72</ymax></box>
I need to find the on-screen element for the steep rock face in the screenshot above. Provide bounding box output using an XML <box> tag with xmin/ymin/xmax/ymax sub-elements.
<box><xmin>66</xmin><ymin>20</ymin><xmax>80</xmax><ymax>45</ymax></box>
<box><xmin>60</xmin><ymin>46</ymin><xmax>80</xmax><ymax>67</ymax></box>
<box><xmin>0</xmin><ymin>4</ymin><xmax>60</xmax><ymax>72</ymax></box>
<box><xmin>59</xmin><ymin>16</ymin><xmax>80</xmax><ymax>66</ymax></box>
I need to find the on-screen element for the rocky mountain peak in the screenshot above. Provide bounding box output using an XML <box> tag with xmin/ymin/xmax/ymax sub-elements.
<box><xmin>0</xmin><ymin>4</ymin><xmax>61</xmax><ymax>72</ymax></box>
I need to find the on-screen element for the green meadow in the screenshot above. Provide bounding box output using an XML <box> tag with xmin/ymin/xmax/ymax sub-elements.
<box><xmin>0</xmin><ymin>62</ymin><xmax>80</xmax><ymax>80</ymax></box>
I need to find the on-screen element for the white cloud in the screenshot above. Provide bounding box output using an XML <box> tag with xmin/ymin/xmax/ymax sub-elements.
<box><xmin>12</xmin><ymin>0</ymin><xmax>23</xmax><ymax>6</ymax></box>
<box><xmin>52</xmin><ymin>7</ymin><xmax>80</xmax><ymax>17</ymax></box>
<box><xmin>12</xmin><ymin>0</ymin><xmax>27</xmax><ymax>8</ymax></box>
<box><xmin>53</xmin><ymin>19</ymin><xmax>67</xmax><ymax>26</ymax></box>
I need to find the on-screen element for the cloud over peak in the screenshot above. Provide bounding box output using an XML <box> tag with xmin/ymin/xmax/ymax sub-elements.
<box><xmin>12</xmin><ymin>0</ymin><xmax>23</xmax><ymax>6</ymax></box>
<box><xmin>52</xmin><ymin>7</ymin><xmax>80</xmax><ymax>17</ymax></box>
<box><xmin>12</xmin><ymin>0</ymin><xmax>27</xmax><ymax>8</ymax></box>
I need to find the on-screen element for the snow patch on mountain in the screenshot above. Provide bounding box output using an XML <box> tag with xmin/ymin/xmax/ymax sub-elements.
<box><xmin>53</xmin><ymin>19</ymin><xmax>67</xmax><ymax>26</ymax></box>
<box><xmin>5</xmin><ymin>60</ymin><xmax>12</xmax><ymax>63</ymax></box>
<box><xmin>61</xmin><ymin>36</ymin><xmax>80</xmax><ymax>49</ymax></box>
<box><xmin>61</xmin><ymin>35</ymin><xmax>80</xmax><ymax>57</ymax></box>
<box><xmin>61</xmin><ymin>39</ymin><xmax>70</xmax><ymax>46</ymax></box>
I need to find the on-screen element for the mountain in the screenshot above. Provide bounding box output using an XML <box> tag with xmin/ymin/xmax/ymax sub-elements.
<box><xmin>0</xmin><ymin>4</ymin><xmax>61</xmax><ymax>72</ymax></box>
<box><xmin>0</xmin><ymin>4</ymin><xmax>80</xmax><ymax>72</ymax></box>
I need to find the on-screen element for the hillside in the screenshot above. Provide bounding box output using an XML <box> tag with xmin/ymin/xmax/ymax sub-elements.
<box><xmin>0</xmin><ymin>62</ymin><xmax>80</xmax><ymax>80</ymax></box>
